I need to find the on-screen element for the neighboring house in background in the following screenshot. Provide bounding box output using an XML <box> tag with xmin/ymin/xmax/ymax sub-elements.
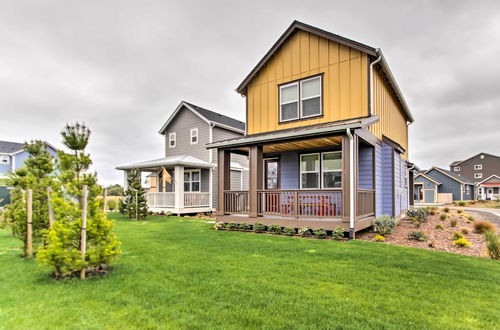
<box><xmin>116</xmin><ymin>101</ymin><xmax>248</xmax><ymax>214</ymax></box>
<box><xmin>450</xmin><ymin>152</ymin><xmax>500</xmax><ymax>199</ymax></box>
<box><xmin>477</xmin><ymin>175</ymin><xmax>500</xmax><ymax>200</ymax></box>
<box><xmin>414</xmin><ymin>167</ymin><xmax>475</xmax><ymax>204</ymax></box>
<box><xmin>0</xmin><ymin>140</ymin><xmax>58</xmax><ymax>207</ymax></box>
<box><xmin>208</xmin><ymin>21</ymin><xmax>415</xmax><ymax>237</ymax></box>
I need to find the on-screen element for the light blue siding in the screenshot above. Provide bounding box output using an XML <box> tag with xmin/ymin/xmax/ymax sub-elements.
<box><xmin>394</xmin><ymin>152</ymin><xmax>401</xmax><ymax>216</ymax></box>
<box><xmin>415</xmin><ymin>175</ymin><xmax>438</xmax><ymax>189</ymax></box>
<box><xmin>424</xmin><ymin>190</ymin><xmax>435</xmax><ymax>203</ymax></box>
<box><xmin>426</xmin><ymin>169</ymin><xmax>462</xmax><ymax>201</ymax></box>
<box><xmin>358</xmin><ymin>145</ymin><xmax>373</xmax><ymax>190</ymax></box>
<box><xmin>381</xmin><ymin>143</ymin><xmax>394</xmax><ymax>216</ymax></box>
<box><xmin>0</xmin><ymin>156</ymin><xmax>11</xmax><ymax>174</ymax></box>
<box><xmin>375</xmin><ymin>143</ymin><xmax>383</xmax><ymax>217</ymax></box>
<box><xmin>279</xmin><ymin>151</ymin><xmax>299</xmax><ymax>189</ymax></box>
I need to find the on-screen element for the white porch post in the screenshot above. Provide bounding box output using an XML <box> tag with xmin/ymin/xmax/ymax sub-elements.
<box><xmin>174</xmin><ymin>165</ymin><xmax>184</xmax><ymax>214</ymax></box>
<box><xmin>123</xmin><ymin>170</ymin><xmax>129</xmax><ymax>190</ymax></box>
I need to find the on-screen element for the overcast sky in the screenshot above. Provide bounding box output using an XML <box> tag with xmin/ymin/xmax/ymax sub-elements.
<box><xmin>1</xmin><ymin>0</ymin><xmax>499</xmax><ymax>185</ymax></box>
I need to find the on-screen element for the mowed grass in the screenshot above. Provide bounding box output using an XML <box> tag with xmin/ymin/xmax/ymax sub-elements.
<box><xmin>0</xmin><ymin>214</ymin><xmax>499</xmax><ymax>329</ymax></box>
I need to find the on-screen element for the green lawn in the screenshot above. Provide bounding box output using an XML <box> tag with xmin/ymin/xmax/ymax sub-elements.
<box><xmin>0</xmin><ymin>214</ymin><xmax>499</xmax><ymax>329</ymax></box>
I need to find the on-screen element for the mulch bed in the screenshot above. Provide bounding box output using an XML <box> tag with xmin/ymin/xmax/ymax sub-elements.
<box><xmin>357</xmin><ymin>210</ymin><xmax>498</xmax><ymax>258</ymax></box>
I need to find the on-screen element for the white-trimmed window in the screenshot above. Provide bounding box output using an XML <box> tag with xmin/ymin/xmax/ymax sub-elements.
<box><xmin>0</xmin><ymin>155</ymin><xmax>9</xmax><ymax>164</ymax></box>
<box><xmin>300</xmin><ymin>153</ymin><xmax>320</xmax><ymax>189</ymax></box>
<box><xmin>474</xmin><ymin>164</ymin><xmax>482</xmax><ymax>170</ymax></box>
<box><xmin>184</xmin><ymin>169</ymin><xmax>200</xmax><ymax>192</ymax></box>
<box><xmin>279</xmin><ymin>75</ymin><xmax>322</xmax><ymax>123</ymax></box>
<box><xmin>480</xmin><ymin>154</ymin><xmax>485</xmax><ymax>159</ymax></box>
<box><xmin>169</xmin><ymin>132</ymin><xmax>176</xmax><ymax>148</ymax></box>
<box><xmin>190</xmin><ymin>128</ymin><xmax>198</xmax><ymax>145</ymax></box>
<box><xmin>322</xmin><ymin>152</ymin><xmax>342</xmax><ymax>188</ymax></box>
<box><xmin>474</xmin><ymin>173</ymin><xmax>483</xmax><ymax>179</ymax></box>
<box><xmin>453</xmin><ymin>166</ymin><xmax>460</xmax><ymax>171</ymax></box>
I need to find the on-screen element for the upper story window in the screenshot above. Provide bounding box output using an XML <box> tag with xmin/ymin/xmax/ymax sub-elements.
<box><xmin>190</xmin><ymin>128</ymin><xmax>198</xmax><ymax>145</ymax></box>
<box><xmin>0</xmin><ymin>155</ymin><xmax>9</xmax><ymax>164</ymax></box>
<box><xmin>169</xmin><ymin>132</ymin><xmax>176</xmax><ymax>148</ymax></box>
<box><xmin>480</xmin><ymin>154</ymin><xmax>485</xmax><ymax>159</ymax></box>
<box><xmin>279</xmin><ymin>75</ymin><xmax>322</xmax><ymax>123</ymax></box>
<box><xmin>453</xmin><ymin>166</ymin><xmax>460</xmax><ymax>171</ymax></box>
<box><xmin>474</xmin><ymin>173</ymin><xmax>483</xmax><ymax>179</ymax></box>
<box><xmin>474</xmin><ymin>164</ymin><xmax>482</xmax><ymax>170</ymax></box>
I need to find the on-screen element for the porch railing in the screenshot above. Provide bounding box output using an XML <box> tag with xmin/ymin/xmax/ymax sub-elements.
<box><xmin>184</xmin><ymin>192</ymin><xmax>210</xmax><ymax>207</ymax></box>
<box><xmin>224</xmin><ymin>191</ymin><xmax>249</xmax><ymax>214</ymax></box>
<box><xmin>257</xmin><ymin>190</ymin><xmax>342</xmax><ymax>218</ymax></box>
<box><xmin>146</xmin><ymin>192</ymin><xmax>175</xmax><ymax>208</ymax></box>
<box><xmin>357</xmin><ymin>189</ymin><xmax>375</xmax><ymax>218</ymax></box>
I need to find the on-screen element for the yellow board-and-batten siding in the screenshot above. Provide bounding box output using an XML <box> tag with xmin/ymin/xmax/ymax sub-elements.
<box><xmin>369</xmin><ymin>68</ymin><xmax>409</xmax><ymax>159</ymax></box>
<box><xmin>244</xmin><ymin>29</ymin><xmax>409</xmax><ymax>158</ymax></box>
<box><xmin>246</xmin><ymin>30</ymin><xmax>369</xmax><ymax>135</ymax></box>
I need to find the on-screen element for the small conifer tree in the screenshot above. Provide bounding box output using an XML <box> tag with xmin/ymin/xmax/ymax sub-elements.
<box><xmin>121</xmin><ymin>169</ymin><xmax>149</xmax><ymax>220</ymax></box>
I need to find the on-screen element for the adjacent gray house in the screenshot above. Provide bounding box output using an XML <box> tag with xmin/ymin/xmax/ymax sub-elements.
<box><xmin>414</xmin><ymin>167</ymin><xmax>475</xmax><ymax>204</ymax></box>
<box><xmin>116</xmin><ymin>101</ymin><xmax>248</xmax><ymax>214</ymax></box>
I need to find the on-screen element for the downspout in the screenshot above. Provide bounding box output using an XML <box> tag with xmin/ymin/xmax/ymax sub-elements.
<box><xmin>346</xmin><ymin>128</ymin><xmax>355</xmax><ymax>239</ymax></box>
<box><xmin>369</xmin><ymin>50</ymin><xmax>382</xmax><ymax>116</ymax></box>
<box><xmin>408</xmin><ymin>163</ymin><xmax>415</xmax><ymax>209</ymax></box>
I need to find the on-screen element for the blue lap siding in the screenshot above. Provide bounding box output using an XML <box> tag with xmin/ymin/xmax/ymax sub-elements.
<box><xmin>426</xmin><ymin>169</ymin><xmax>463</xmax><ymax>201</ymax></box>
<box><xmin>381</xmin><ymin>142</ymin><xmax>394</xmax><ymax>216</ymax></box>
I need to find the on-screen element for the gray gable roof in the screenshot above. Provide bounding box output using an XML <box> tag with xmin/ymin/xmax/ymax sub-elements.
<box><xmin>449</xmin><ymin>152</ymin><xmax>500</xmax><ymax>167</ymax></box>
<box><xmin>0</xmin><ymin>140</ymin><xmax>24</xmax><ymax>154</ymax></box>
<box><xmin>183</xmin><ymin>102</ymin><xmax>245</xmax><ymax>131</ymax></box>
<box><xmin>426</xmin><ymin>167</ymin><xmax>475</xmax><ymax>185</ymax></box>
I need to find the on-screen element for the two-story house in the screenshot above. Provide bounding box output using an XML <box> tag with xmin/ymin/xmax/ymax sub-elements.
<box><xmin>208</xmin><ymin>21</ymin><xmax>415</xmax><ymax>237</ymax></box>
<box><xmin>0</xmin><ymin>140</ymin><xmax>58</xmax><ymax>207</ymax></box>
<box><xmin>450</xmin><ymin>152</ymin><xmax>500</xmax><ymax>200</ymax></box>
<box><xmin>116</xmin><ymin>101</ymin><xmax>248</xmax><ymax>214</ymax></box>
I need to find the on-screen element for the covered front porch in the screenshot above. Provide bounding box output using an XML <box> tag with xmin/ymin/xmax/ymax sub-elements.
<box><xmin>209</xmin><ymin>118</ymin><xmax>378</xmax><ymax>236</ymax></box>
<box><xmin>116</xmin><ymin>155</ymin><xmax>213</xmax><ymax>215</ymax></box>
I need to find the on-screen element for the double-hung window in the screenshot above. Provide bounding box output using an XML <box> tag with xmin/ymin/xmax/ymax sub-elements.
<box><xmin>474</xmin><ymin>164</ymin><xmax>482</xmax><ymax>170</ymax></box>
<box><xmin>190</xmin><ymin>128</ymin><xmax>198</xmax><ymax>145</ymax></box>
<box><xmin>322</xmin><ymin>152</ymin><xmax>342</xmax><ymax>188</ymax></box>
<box><xmin>184</xmin><ymin>170</ymin><xmax>200</xmax><ymax>192</ymax></box>
<box><xmin>474</xmin><ymin>173</ymin><xmax>483</xmax><ymax>179</ymax></box>
<box><xmin>453</xmin><ymin>166</ymin><xmax>460</xmax><ymax>171</ymax></box>
<box><xmin>0</xmin><ymin>155</ymin><xmax>9</xmax><ymax>164</ymax></box>
<box><xmin>280</xmin><ymin>76</ymin><xmax>322</xmax><ymax>122</ymax></box>
<box><xmin>169</xmin><ymin>132</ymin><xmax>176</xmax><ymax>148</ymax></box>
<box><xmin>300</xmin><ymin>151</ymin><xmax>342</xmax><ymax>189</ymax></box>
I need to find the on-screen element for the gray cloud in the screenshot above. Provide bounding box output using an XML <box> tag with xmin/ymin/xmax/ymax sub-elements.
<box><xmin>1</xmin><ymin>0</ymin><xmax>499</xmax><ymax>184</ymax></box>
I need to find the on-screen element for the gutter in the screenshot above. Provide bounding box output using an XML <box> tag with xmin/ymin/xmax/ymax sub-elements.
<box><xmin>346</xmin><ymin>128</ymin><xmax>355</xmax><ymax>239</ymax></box>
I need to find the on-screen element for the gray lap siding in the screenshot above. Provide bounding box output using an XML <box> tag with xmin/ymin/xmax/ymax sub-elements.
<box><xmin>426</xmin><ymin>169</ymin><xmax>462</xmax><ymax>201</ymax></box>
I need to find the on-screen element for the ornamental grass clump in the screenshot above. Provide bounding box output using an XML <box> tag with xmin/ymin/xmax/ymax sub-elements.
<box><xmin>483</xmin><ymin>231</ymin><xmax>500</xmax><ymax>260</ymax></box>
<box><xmin>451</xmin><ymin>232</ymin><xmax>464</xmax><ymax>240</ymax></box>
<box><xmin>443</xmin><ymin>207</ymin><xmax>450</xmax><ymax>213</ymax></box>
<box><xmin>435</xmin><ymin>224</ymin><xmax>444</xmax><ymax>230</ymax></box>
<box><xmin>460</xmin><ymin>227</ymin><xmax>470</xmax><ymax>235</ymax></box>
<box><xmin>373</xmin><ymin>216</ymin><xmax>398</xmax><ymax>235</ymax></box>
<box><xmin>408</xmin><ymin>231</ymin><xmax>426</xmax><ymax>242</ymax></box>
<box><xmin>474</xmin><ymin>221</ymin><xmax>496</xmax><ymax>234</ymax></box>
<box><xmin>450</xmin><ymin>218</ymin><xmax>458</xmax><ymax>227</ymax></box>
<box><xmin>440</xmin><ymin>214</ymin><xmax>447</xmax><ymax>221</ymax></box>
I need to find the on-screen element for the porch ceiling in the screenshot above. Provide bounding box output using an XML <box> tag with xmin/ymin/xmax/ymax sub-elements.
<box><xmin>264</xmin><ymin>136</ymin><xmax>343</xmax><ymax>153</ymax></box>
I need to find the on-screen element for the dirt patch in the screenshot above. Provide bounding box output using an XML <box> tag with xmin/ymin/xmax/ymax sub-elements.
<box><xmin>357</xmin><ymin>210</ymin><xmax>498</xmax><ymax>258</ymax></box>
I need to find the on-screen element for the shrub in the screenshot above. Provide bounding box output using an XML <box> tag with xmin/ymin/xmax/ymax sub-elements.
<box><xmin>435</xmin><ymin>224</ymin><xmax>444</xmax><ymax>230</ymax></box>
<box><xmin>474</xmin><ymin>221</ymin><xmax>496</xmax><ymax>234</ymax></box>
<box><xmin>283</xmin><ymin>227</ymin><xmax>295</xmax><ymax>236</ymax></box>
<box><xmin>453</xmin><ymin>238</ymin><xmax>471</xmax><ymax>247</ymax></box>
<box><xmin>460</xmin><ymin>227</ymin><xmax>470</xmax><ymax>235</ymax></box>
<box><xmin>407</xmin><ymin>208</ymin><xmax>428</xmax><ymax>220</ymax></box>
<box><xmin>374</xmin><ymin>235</ymin><xmax>385</xmax><ymax>242</ymax></box>
<box><xmin>428</xmin><ymin>240</ymin><xmax>436</xmax><ymax>248</ymax></box>
<box><xmin>451</xmin><ymin>232</ymin><xmax>464</xmax><ymax>240</ymax></box>
<box><xmin>228</xmin><ymin>222</ymin><xmax>238</xmax><ymax>230</ymax></box>
<box><xmin>440</xmin><ymin>214</ymin><xmax>447</xmax><ymax>221</ymax></box>
<box><xmin>457</xmin><ymin>209</ymin><xmax>463</xmax><ymax>214</ymax></box>
<box><xmin>313</xmin><ymin>228</ymin><xmax>327</xmax><ymax>239</ymax></box>
<box><xmin>450</xmin><ymin>219</ymin><xmax>457</xmax><ymax>227</ymax></box>
<box><xmin>107</xmin><ymin>199</ymin><xmax>117</xmax><ymax>211</ymax></box>
<box><xmin>332</xmin><ymin>226</ymin><xmax>344</xmax><ymax>240</ymax></box>
<box><xmin>428</xmin><ymin>209</ymin><xmax>436</xmax><ymax>215</ymax></box>
<box><xmin>373</xmin><ymin>216</ymin><xmax>398</xmax><ymax>235</ymax></box>
<box><xmin>213</xmin><ymin>222</ymin><xmax>226</xmax><ymax>230</ymax></box>
<box><xmin>298</xmin><ymin>226</ymin><xmax>312</xmax><ymax>237</ymax></box>
<box><xmin>484</xmin><ymin>231</ymin><xmax>500</xmax><ymax>260</ymax></box>
<box><xmin>467</xmin><ymin>215</ymin><xmax>475</xmax><ymax>222</ymax></box>
<box><xmin>426</xmin><ymin>206</ymin><xmax>439</xmax><ymax>211</ymax></box>
<box><xmin>408</xmin><ymin>231</ymin><xmax>426</xmax><ymax>242</ymax></box>
<box><xmin>238</xmin><ymin>223</ymin><xmax>250</xmax><ymax>231</ymax></box>
<box><xmin>253</xmin><ymin>222</ymin><xmax>266</xmax><ymax>233</ymax></box>
<box><xmin>268</xmin><ymin>224</ymin><xmax>282</xmax><ymax>235</ymax></box>
<box><xmin>443</xmin><ymin>207</ymin><xmax>450</xmax><ymax>213</ymax></box>
<box><xmin>457</xmin><ymin>201</ymin><xmax>466</xmax><ymax>206</ymax></box>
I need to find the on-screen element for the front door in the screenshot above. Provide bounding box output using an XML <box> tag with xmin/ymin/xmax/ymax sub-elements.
<box><xmin>487</xmin><ymin>188</ymin><xmax>493</xmax><ymax>200</ymax></box>
<box><xmin>264</xmin><ymin>159</ymin><xmax>279</xmax><ymax>190</ymax></box>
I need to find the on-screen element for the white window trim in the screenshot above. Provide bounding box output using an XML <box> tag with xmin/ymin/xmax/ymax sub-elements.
<box><xmin>474</xmin><ymin>164</ymin><xmax>482</xmax><ymax>170</ymax></box>
<box><xmin>474</xmin><ymin>173</ymin><xmax>483</xmax><ymax>179</ymax></box>
<box><xmin>279</xmin><ymin>76</ymin><xmax>322</xmax><ymax>123</ymax></box>
<box><xmin>300</xmin><ymin>76</ymin><xmax>322</xmax><ymax>119</ymax></box>
<box><xmin>453</xmin><ymin>166</ymin><xmax>460</xmax><ymax>171</ymax></box>
<box><xmin>279</xmin><ymin>81</ymin><xmax>299</xmax><ymax>123</ymax></box>
<box><xmin>184</xmin><ymin>169</ymin><xmax>201</xmax><ymax>192</ymax></box>
<box><xmin>190</xmin><ymin>128</ymin><xmax>199</xmax><ymax>145</ymax></box>
<box><xmin>0</xmin><ymin>155</ymin><xmax>9</xmax><ymax>164</ymax></box>
<box><xmin>300</xmin><ymin>153</ymin><xmax>320</xmax><ymax>189</ymax></box>
<box><xmin>321</xmin><ymin>151</ymin><xmax>342</xmax><ymax>189</ymax></box>
<box><xmin>169</xmin><ymin>132</ymin><xmax>176</xmax><ymax>148</ymax></box>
